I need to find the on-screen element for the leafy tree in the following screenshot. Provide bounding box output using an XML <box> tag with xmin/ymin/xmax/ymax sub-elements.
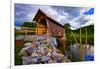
<box><xmin>21</xmin><ymin>22</ymin><xmax>37</xmax><ymax>28</ymax></box>
<box><xmin>64</xmin><ymin>23</ymin><xmax>72</xmax><ymax>49</ymax></box>
<box><xmin>64</xmin><ymin>23</ymin><xmax>71</xmax><ymax>33</ymax></box>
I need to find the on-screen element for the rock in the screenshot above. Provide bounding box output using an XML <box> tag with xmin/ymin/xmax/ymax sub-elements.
<box><xmin>31</xmin><ymin>52</ymin><xmax>39</xmax><ymax>57</ymax></box>
<box><xmin>19</xmin><ymin>36</ymin><xmax>70</xmax><ymax>65</ymax></box>
<box><xmin>41</xmin><ymin>56</ymin><xmax>51</xmax><ymax>63</ymax></box>
<box><xmin>19</xmin><ymin>46</ymin><xmax>33</xmax><ymax>56</ymax></box>
<box><xmin>47</xmin><ymin>51</ymin><xmax>52</xmax><ymax>57</ymax></box>
<box><xmin>32</xmin><ymin>58</ymin><xmax>38</xmax><ymax>63</ymax></box>
<box><xmin>22</xmin><ymin>56</ymin><xmax>33</xmax><ymax>65</ymax></box>
<box><xmin>48</xmin><ymin>59</ymin><xmax>56</xmax><ymax>63</ymax></box>
<box><xmin>24</xmin><ymin>42</ymin><xmax>32</xmax><ymax>47</ymax></box>
<box><xmin>16</xmin><ymin>35</ymin><xmax>24</xmax><ymax>40</ymax></box>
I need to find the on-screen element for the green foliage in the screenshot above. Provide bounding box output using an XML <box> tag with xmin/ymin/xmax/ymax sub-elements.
<box><xmin>64</xmin><ymin>23</ymin><xmax>94</xmax><ymax>47</ymax></box>
<box><xmin>15</xmin><ymin>41</ymin><xmax>32</xmax><ymax>65</ymax></box>
<box><xmin>64</xmin><ymin>24</ymin><xmax>94</xmax><ymax>61</ymax></box>
<box><xmin>71</xmin><ymin>25</ymin><xmax>94</xmax><ymax>45</ymax></box>
<box><xmin>15</xmin><ymin>45</ymin><xmax>23</xmax><ymax>65</ymax></box>
<box><xmin>64</xmin><ymin>23</ymin><xmax>71</xmax><ymax>33</ymax></box>
<box><xmin>71</xmin><ymin>25</ymin><xmax>94</xmax><ymax>34</ymax></box>
<box><xmin>21</xmin><ymin>22</ymin><xmax>37</xmax><ymax>28</ymax></box>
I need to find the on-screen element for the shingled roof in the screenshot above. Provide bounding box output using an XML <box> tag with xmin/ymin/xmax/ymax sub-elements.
<box><xmin>33</xmin><ymin>9</ymin><xmax>64</xmax><ymax>28</ymax></box>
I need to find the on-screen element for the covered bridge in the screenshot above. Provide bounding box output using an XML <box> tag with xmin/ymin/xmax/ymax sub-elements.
<box><xmin>33</xmin><ymin>9</ymin><xmax>66</xmax><ymax>38</ymax></box>
<box><xmin>33</xmin><ymin>9</ymin><xmax>66</xmax><ymax>53</ymax></box>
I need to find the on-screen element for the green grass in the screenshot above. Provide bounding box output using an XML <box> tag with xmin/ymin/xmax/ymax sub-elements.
<box><xmin>15</xmin><ymin>41</ymin><xmax>32</xmax><ymax>65</ymax></box>
<box><xmin>15</xmin><ymin>45</ymin><xmax>23</xmax><ymax>65</ymax></box>
<box><xmin>66</xmin><ymin>32</ymin><xmax>94</xmax><ymax>45</ymax></box>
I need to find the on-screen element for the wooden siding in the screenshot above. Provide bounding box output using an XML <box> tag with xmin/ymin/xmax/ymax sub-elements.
<box><xmin>33</xmin><ymin>9</ymin><xmax>65</xmax><ymax>37</ymax></box>
<box><xmin>37</xmin><ymin>16</ymin><xmax>48</xmax><ymax>35</ymax></box>
<box><xmin>46</xmin><ymin>19</ymin><xmax>64</xmax><ymax>37</ymax></box>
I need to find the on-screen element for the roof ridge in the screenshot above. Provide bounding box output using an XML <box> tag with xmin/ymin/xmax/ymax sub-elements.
<box><xmin>38</xmin><ymin>9</ymin><xmax>64</xmax><ymax>28</ymax></box>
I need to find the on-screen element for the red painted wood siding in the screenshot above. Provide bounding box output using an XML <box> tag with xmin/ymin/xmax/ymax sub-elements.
<box><xmin>47</xmin><ymin>19</ymin><xmax>64</xmax><ymax>37</ymax></box>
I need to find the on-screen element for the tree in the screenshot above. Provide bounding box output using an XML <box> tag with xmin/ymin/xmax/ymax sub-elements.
<box><xmin>21</xmin><ymin>22</ymin><xmax>37</xmax><ymax>28</ymax></box>
<box><xmin>64</xmin><ymin>23</ymin><xmax>71</xmax><ymax>33</ymax></box>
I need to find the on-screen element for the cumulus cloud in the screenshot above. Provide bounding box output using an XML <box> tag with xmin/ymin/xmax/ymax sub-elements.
<box><xmin>70</xmin><ymin>8</ymin><xmax>94</xmax><ymax>29</ymax></box>
<box><xmin>15</xmin><ymin>4</ymin><xmax>94</xmax><ymax>30</ymax></box>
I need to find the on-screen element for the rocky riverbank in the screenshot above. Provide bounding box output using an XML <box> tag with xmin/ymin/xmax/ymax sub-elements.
<box><xmin>18</xmin><ymin>35</ymin><xmax>70</xmax><ymax>65</ymax></box>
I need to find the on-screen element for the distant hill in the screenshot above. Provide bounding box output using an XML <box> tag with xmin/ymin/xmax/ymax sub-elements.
<box><xmin>72</xmin><ymin>25</ymin><xmax>94</xmax><ymax>34</ymax></box>
<box><xmin>64</xmin><ymin>24</ymin><xmax>94</xmax><ymax>45</ymax></box>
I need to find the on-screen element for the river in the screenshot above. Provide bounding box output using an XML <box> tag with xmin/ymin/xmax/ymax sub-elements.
<box><xmin>65</xmin><ymin>44</ymin><xmax>94</xmax><ymax>62</ymax></box>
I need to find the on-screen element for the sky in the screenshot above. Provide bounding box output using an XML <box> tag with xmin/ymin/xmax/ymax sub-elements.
<box><xmin>15</xmin><ymin>3</ymin><xmax>94</xmax><ymax>30</ymax></box>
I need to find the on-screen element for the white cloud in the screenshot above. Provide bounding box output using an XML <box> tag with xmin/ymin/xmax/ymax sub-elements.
<box><xmin>15</xmin><ymin>12</ymin><xmax>20</xmax><ymax>16</ymax></box>
<box><xmin>15</xmin><ymin>4</ymin><xmax>94</xmax><ymax>29</ymax></box>
<box><xmin>70</xmin><ymin>8</ymin><xmax>94</xmax><ymax>30</ymax></box>
<box><xmin>30</xmin><ymin>5</ymin><xmax>70</xmax><ymax>25</ymax></box>
<box><xmin>26</xmin><ymin>12</ymin><xmax>37</xmax><ymax>21</ymax></box>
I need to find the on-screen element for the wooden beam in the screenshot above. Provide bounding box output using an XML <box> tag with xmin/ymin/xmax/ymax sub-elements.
<box><xmin>25</xmin><ymin>27</ymin><xmax>27</xmax><ymax>36</ymax></box>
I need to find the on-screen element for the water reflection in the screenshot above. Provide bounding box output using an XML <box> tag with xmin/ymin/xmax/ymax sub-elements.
<box><xmin>66</xmin><ymin>44</ymin><xmax>94</xmax><ymax>62</ymax></box>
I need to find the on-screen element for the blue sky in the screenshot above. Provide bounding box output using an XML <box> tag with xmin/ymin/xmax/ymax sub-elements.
<box><xmin>15</xmin><ymin>4</ymin><xmax>94</xmax><ymax>30</ymax></box>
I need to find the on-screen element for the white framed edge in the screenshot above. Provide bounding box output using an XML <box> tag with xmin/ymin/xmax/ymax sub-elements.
<box><xmin>10</xmin><ymin>0</ymin><xmax>95</xmax><ymax>69</ymax></box>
